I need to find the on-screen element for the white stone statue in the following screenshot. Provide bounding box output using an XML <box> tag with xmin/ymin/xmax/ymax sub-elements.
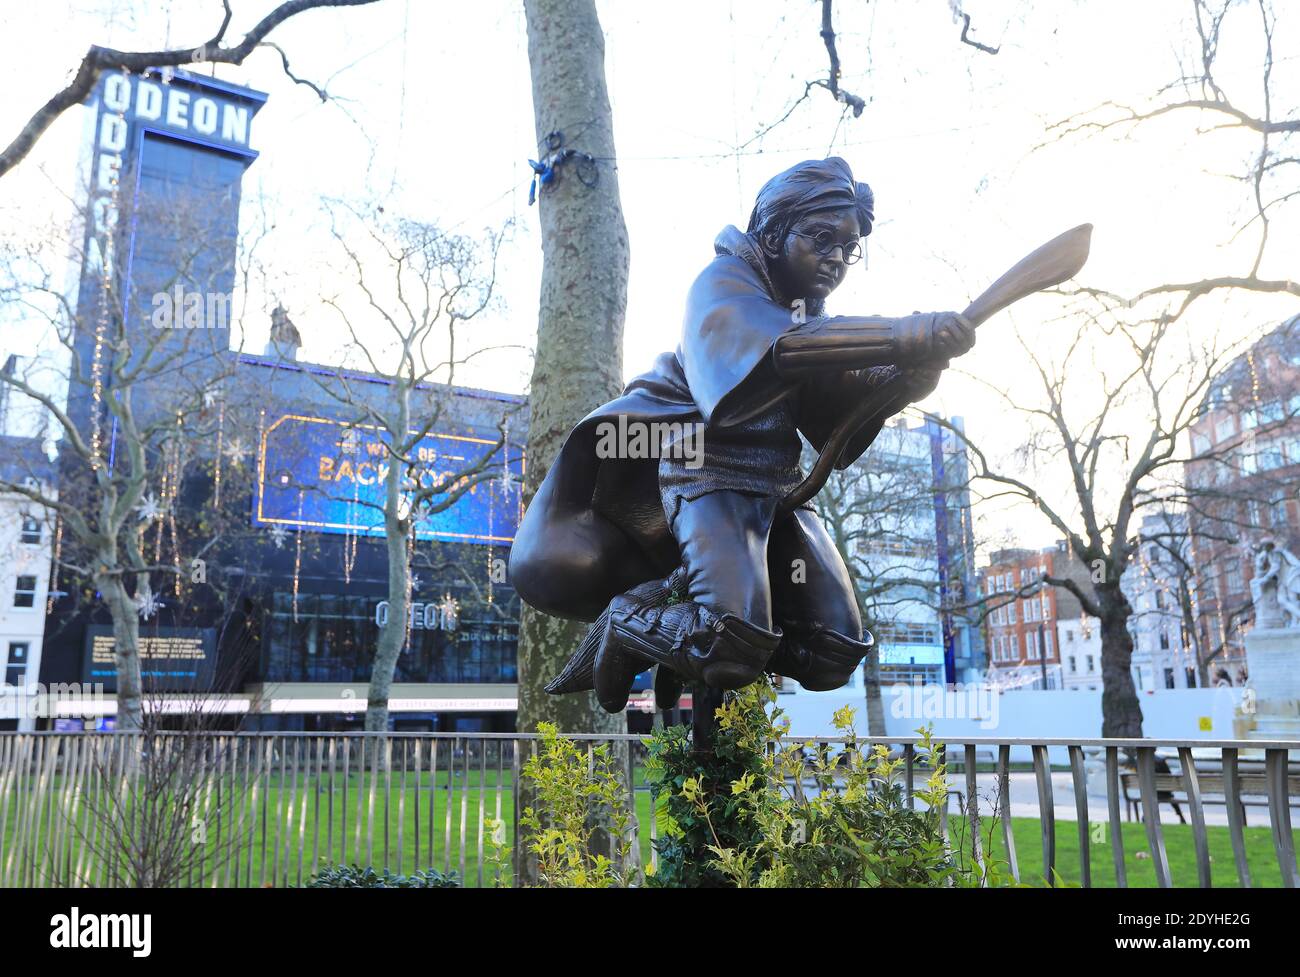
<box><xmin>1249</xmin><ymin>538</ymin><xmax>1300</xmax><ymax>630</ymax></box>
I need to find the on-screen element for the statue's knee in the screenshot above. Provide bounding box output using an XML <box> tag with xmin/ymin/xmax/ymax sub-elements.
<box><xmin>510</xmin><ymin>526</ymin><xmax>589</xmax><ymax>616</ymax></box>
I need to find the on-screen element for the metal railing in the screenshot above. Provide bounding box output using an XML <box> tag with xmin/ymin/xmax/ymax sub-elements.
<box><xmin>0</xmin><ymin>732</ymin><xmax>1295</xmax><ymax>888</ymax></box>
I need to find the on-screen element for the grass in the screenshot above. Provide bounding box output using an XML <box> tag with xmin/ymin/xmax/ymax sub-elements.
<box><xmin>1</xmin><ymin>768</ymin><xmax>657</xmax><ymax>888</ymax></box>
<box><xmin>3</xmin><ymin>771</ymin><xmax>1294</xmax><ymax>887</ymax></box>
<box><xmin>972</xmin><ymin>816</ymin><xmax>1297</xmax><ymax>888</ymax></box>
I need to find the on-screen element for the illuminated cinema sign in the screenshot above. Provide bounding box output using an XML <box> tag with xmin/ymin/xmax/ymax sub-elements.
<box><xmin>81</xmin><ymin>69</ymin><xmax>264</xmax><ymax>285</ymax></box>
<box><xmin>98</xmin><ymin>68</ymin><xmax>258</xmax><ymax>153</ymax></box>
<box><xmin>255</xmin><ymin>414</ymin><xmax>524</xmax><ymax>544</ymax></box>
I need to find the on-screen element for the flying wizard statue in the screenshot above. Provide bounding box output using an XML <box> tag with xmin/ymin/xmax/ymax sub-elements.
<box><xmin>509</xmin><ymin>157</ymin><xmax>976</xmax><ymax>713</ymax></box>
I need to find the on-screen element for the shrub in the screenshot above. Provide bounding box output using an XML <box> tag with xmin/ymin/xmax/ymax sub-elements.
<box><xmin>303</xmin><ymin>864</ymin><xmax>460</xmax><ymax>888</ymax></box>
<box><xmin>642</xmin><ymin>689</ymin><xmax>770</xmax><ymax>888</ymax></box>
<box><xmin>646</xmin><ymin>679</ymin><xmax>1014</xmax><ymax>888</ymax></box>
<box><xmin>513</xmin><ymin>722</ymin><xmax>639</xmax><ymax>888</ymax></box>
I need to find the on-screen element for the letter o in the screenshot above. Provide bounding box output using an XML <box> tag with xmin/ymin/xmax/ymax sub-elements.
<box><xmin>103</xmin><ymin>73</ymin><xmax>130</xmax><ymax>112</ymax></box>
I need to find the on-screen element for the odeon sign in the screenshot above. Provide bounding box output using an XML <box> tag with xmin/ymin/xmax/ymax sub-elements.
<box><xmin>79</xmin><ymin>68</ymin><xmax>262</xmax><ymax>329</ymax></box>
<box><xmin>374</xmin><ymin>599</ymin><xmax>459</xmax><ymax>632</ymax></box>
<box><xmin>99</xmin><ymin>70</ymin><xmax>255</xmax><ymax>150</ymax></box>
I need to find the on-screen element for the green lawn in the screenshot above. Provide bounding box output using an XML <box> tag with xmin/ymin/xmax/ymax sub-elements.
<box><xmin>1</xmin><ymin>769</ymin><xmax>657</xmax><ymax>888</ymax></box>
<box><xmin>976</xmin><ymin>817</ymin><xmax>1298</xmax><ymax>888</ymax></box>
<box><xmin>3</xmin><ymin>771</ymin><xmax>1294</xmax><ymax>887</ymax></box>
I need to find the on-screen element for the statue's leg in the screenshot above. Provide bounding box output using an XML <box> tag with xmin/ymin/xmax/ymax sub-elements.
<box><xmin>509</xmin><ymin>466</ymin><xmax>660</xmax><ymax>622</ymax></box>
<box><xmin>670</xmin><ymin>491</ymin><xmax>776</xmax><ymax>628</ymax></box>
<box><xmin>589</xmin><ymin>491</ymin><xmax>782</xmax><ymax>725</ymax></box>
<box><xmin>766</xmin><ymin>508</ymin><xmax>873</xmax><ymax>691</ymax></box>
<box><xmin>676</xmin><ymin>491</ymin><xmax>781</xmax><ymax>750</ymax></box>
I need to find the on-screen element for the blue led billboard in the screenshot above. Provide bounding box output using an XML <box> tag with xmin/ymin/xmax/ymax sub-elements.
<box><xmin>254</xmin><ymin>413</ymin><xmax>523</xmax><ymax>544</ymax></box>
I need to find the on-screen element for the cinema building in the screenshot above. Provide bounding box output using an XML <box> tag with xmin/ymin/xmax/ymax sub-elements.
<box><xmin>34</xmin><ymin>68</ymin><xmax>527</xmax><ymax>731</ymax></box>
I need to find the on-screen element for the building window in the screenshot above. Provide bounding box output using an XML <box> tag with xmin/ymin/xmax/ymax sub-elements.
<box><xmin>1215</xmin><ymin>417</ymin><xmax>1235</xmax><ymax>442</ymax></box>
<box><xmin>1042</xmin><ymin>593</ymin><xmax>1051</xmax><ymax>618</ymax></box>
<box><xmin>1159</xmin><ymin>629</ymin><xmax>1170</xmax><ymax>650</ymax></box>
<box><xmin>20</xmin><ymin>517</ymin><xmax>41</xmax><ymax>545</ymax></box>
<box><xmin>875</xmin><ymin>621</ymin><xmax>941</xmax><ymax>645</ymax></box>
<box><xmin>1247</xmin><ymin>498</ymin><xmax>1264</xmax><ymax>528</ymax></box>
<box><xmin>12</xmin><ymin>575</ymin><xmax>37</xmax><ymax>608</ymax></box>
<box><xmin>1007</xmin><ymin>602</ymin><xmax>1016</xmax><ymax>625</ymax></box>
<box><xmin>1164</xmin><ymin>668</ymin><xmax>1176</xmax><ymax>689</ymax></box>
<box><xmin>1086</xmin><ymin>655</ymin><xmax>1095</xmax><ymax>673</ymax></box>
<box><xmin>5</xmin><ymin>642</ymin><xmax>29</xmax><ymax>687</ymax></box>
<box><xmin>1273</xmin><ymin>489</ymin><xmax>1291</xmax><ymax>527</ymax></box>
<box><xmin>1259</xmin><ymin>442</ymin><xmax>1286</xmax><ymax>471</ymax></box>
<box><xmin>1186</xmin><ymin>668</ymin><xmax>1197</xmax><ymax>688</ymax></box>
<box><xmin>1225</xmin><ymin>565</ymin><xmax>1244</xmax><ymax>594</ymax></box>
<box><xmin>263</xmin><ymin>591</ymin><xmax>518</xmax><ymax>685</ymax></box>
<box><xmin>1069</xmin><ymin>655</ymin><xmax>1077</xmax><ymax>674</ymax></box>
<box><xmin>1027</xmin><ymin>631</ymin><xmax>1040</xmax><ymax>660</ymax></box>
<box><xmin>1044</xmin><ymin>630</ymin><xmax>1055</xmax><ymax>659</ymax></box>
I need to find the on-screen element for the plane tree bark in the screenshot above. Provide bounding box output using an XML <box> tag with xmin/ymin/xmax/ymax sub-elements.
<box><xmin>516</xmin><ymin>0</ymin><xmax>630</xmax><ymax>738</ymax></box>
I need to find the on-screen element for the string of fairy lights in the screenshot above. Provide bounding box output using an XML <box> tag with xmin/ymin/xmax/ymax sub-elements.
<box><xmin>86</xmin><ymin>70</ymin><xmax>130</xmax><ymax>472</ymax></box>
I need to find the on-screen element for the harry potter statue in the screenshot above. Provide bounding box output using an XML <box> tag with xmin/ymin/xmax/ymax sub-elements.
<box><xmin>509</xmin><ymin>157</ymin><xmax>1090</xmax><ymax>717</ymax></box>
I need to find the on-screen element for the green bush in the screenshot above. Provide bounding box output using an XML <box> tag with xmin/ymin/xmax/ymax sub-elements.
<box><xmin>642</xmin><ymin>695</ymin><xmax>769</xmax><ymax>888</ymax></box>
<box><xmin>512</xmin><ymin>722</ymin><xmax>639</xmax><ymax>888</ymax></box>
<box><xmin>303</xmin><ymin>864</ymin><xmax>461</xmax><ymax>888</ymax></box>
<box><xmin>645</xmin><ymin>679</ymin><xmax>1015</xmax><ymax>888</ymax></box>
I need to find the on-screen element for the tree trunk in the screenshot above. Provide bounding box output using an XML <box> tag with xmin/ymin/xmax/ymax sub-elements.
<box><xmin>97</xmin><ymin>570</ymin><xmax>144</xmax><ymax>732</ymax></box>
<box><xmin>1096</xmin><ymin>584</ymin><xmax>1143</xmax><ymax>739</ymax></box>
<box><xmin>517</xmin><ymin>0</ymin><xmax>629</xmax><ymax>737</ymax></box>
<box><xmin>862</xmin><ymin>651</ymin><xmax>887</xmax><ymax>737</ymax></box>
<box><xmin>364</xmin><ymin>515</ymin><xmax>408</xmax><ymax>736</ymax></box>
<box><xmin>517</xmin><ymin>0</ymin><xmax>631</xmax><ymax>886</ymax></box>
<box><xmin>366</xmin><ymin>403</ymin><xmax>413</xmax><ymax>738</ymax></box>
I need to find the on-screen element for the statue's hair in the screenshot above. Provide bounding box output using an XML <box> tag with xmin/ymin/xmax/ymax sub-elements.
<box><xmin>746</xmin><ymin>157</ymin><xmax>874</xmax><ymax>246</ymax></box>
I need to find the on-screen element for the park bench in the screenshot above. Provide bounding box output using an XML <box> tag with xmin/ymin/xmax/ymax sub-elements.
<box><xmin>1118</xmin><ymin>760</ymin><xmax>1300</xmax><ymax>823</ymax></box>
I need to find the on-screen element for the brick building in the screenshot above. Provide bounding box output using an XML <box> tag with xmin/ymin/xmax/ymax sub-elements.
<box><xmin>1184</xmin><ymin>316</ymin><xmax>1300</xmax><ymax>676</ymax></box>
<box><xmin>981</xmin><ymin>541</ymin><xmax>1097</xmax><ymax>690</ymax></box>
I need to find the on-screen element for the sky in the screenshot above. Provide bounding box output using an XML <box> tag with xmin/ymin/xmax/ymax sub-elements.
<box><xmin>1</xmin><ymin>0</ymin><xmax>1297</xmax><ymax>552</ymax></box>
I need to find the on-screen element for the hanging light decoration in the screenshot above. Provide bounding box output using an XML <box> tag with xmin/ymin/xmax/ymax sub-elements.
<box><xmin>88</xmin><ymin>71</ymin><xmax>130</xmax><ymax>470</ymax></box>
<box><xmin>46</xmin><ymin>517</ymin><xmax>63</xmax><ymax>615</ymax></box>
<box><xmin>213</xmin><ymin>395</ymin><xmax>225</xmax><ymax>507</ymax></box>
<box><xmin>292</xmin><ymin>489</ymin><xmax>304</xmax><ymax>623</ymax></box>
<box><xmin>343</xmin><ymin>479</ymin><xmax>359</xmax><ymax>584</ymax></box>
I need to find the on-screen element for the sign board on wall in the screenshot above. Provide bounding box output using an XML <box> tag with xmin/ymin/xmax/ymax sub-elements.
<box><xmin>254</xmin><ymin>413</ymin><xmax>524</xmax><ymax>545</ymax></box>
<box><xmin>83</xmin><ymin>626</ymin><xmax>217</xmax><ymax>693</ymax></box>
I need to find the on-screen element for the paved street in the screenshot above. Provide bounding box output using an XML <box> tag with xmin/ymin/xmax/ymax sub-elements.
<box><xmin>944</xmin><ymin>770</ymin><xmax>1299</xmax><ymax>828</ymax></box>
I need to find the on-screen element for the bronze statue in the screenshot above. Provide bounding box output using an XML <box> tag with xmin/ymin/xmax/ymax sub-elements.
<box><xmin>509</xmin><ymin>157</ymin><xmax>1091</xmax><ymax>720</ymax></box>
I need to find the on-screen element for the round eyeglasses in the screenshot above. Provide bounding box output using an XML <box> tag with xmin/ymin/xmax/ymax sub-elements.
<box><xmin>790</xmin><ymin>229</ymin><xmax>863</xmax><ymax>264</ymax></box>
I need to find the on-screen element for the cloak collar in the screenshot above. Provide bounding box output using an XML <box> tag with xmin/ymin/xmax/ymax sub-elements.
<box><xmin>712</xmin><ymin>225</ymin><xmax>826</xmax><ymax>318</ymax></box>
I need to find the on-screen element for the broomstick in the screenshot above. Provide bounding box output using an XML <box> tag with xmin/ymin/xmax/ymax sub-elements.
<box><xmin>776</xmin><ymin>222</ymin><xmax>1094</xmax><ymax>517</ymax></box>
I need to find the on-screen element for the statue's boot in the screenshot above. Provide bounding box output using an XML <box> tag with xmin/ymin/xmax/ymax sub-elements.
<box><xmin>544</xmin><ymin>569</ymin><xmax>686</xmax><ymax>698</ymax></box>
<box><xmin>592</xmin><ymin>596</ymin><xmax>782</xmax><ymax>714</ymax></box>
<box><xmin>766</xmin><ymin>625</ymin><xmax>875</xmax><ymax>691</ymax></box>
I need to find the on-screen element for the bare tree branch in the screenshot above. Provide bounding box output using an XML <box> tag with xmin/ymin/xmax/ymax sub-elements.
<box><xmin>0</xmin><ymin>0</ymin><xmax>381</xmax><ymax>179</ymax></box>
